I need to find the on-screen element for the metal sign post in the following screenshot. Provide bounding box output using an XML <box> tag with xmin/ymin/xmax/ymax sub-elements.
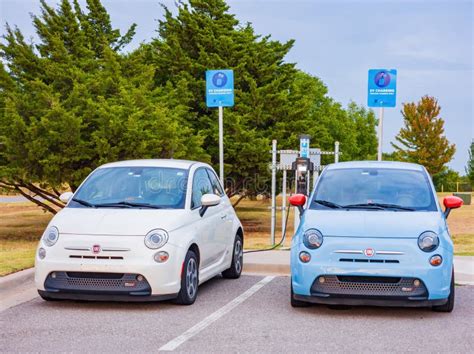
<box><xmin>218</xmin><ymin>106</ymin><xmax>224</xmax><ymax>183</ymax></box>
<box><xmin>367</xmin><ymin>69</ymin><xmax>397</xmax><ymax>161</ymax></box>
<box><xmin>377</xmin><ymin>107</ymin><xmax>384</xmax><ymax>161</ymax></box>
<box><xmin>206</xmin><ymin>69</ymin><xmax>234</xmax><ymax>185</ymax></box>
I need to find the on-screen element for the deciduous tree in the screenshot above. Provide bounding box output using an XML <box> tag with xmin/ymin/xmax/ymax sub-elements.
<box><xmin>391</xmin><ymin>96</ymin><xmax>455</xmax><ymax>175</ymax></box>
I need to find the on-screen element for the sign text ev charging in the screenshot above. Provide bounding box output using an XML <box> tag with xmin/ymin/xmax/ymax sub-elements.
<box><xmin>206</xmin><ymin>70</ymin><xmax>234</xmax><ymax>107</ymax></box>
<box><xmin>367</xmin><ymin>69</ymin><xmax>397</xmax><ymax>107</ymax></box>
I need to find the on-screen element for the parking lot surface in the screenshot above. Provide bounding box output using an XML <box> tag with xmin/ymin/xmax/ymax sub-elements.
<box><xmin>1</xmin><ymin>275</ymin><xmax>473</xmax><ymax>352</ymax></box>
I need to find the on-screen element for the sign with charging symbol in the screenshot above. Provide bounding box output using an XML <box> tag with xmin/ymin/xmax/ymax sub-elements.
<box><xmin>206</xmin><ymin>70</ymin><xmax>234</xmax><ymax>107</ymax></box>
<box><xmin>205</xmin><ymin>69</ymin><xmax>235</xmax><ymax>186</ymax></box>
<box><xmin>367</xmin><ymin>69</ymin><xmax>397</xmax><ymax>107</ymax></box>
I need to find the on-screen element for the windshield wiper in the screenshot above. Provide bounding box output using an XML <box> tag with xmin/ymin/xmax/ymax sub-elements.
<box><xmin>94</xmin><ymin>201</ymin><xmax>163</xmax><ymax>209</ymax></box>
<box><xmin>314</xmin><ymin>199</ymin><xmax>343</xmax><ymax>209</ymax></box>
<box><xmin>72</xmin><ymin>198</ymin><xmax>96</xmax><ymax>208</ymax></box>
<box><xmin>343</xmin><ymin>203</ymin><xmax>415</xmax><ymax>211</ymax></box>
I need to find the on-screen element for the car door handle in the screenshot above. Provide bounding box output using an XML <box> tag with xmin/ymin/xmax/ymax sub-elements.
<box><xmin>221</xmin><ymin>214</ymin><xmax>227</xmax><ymax>219</ymax></box>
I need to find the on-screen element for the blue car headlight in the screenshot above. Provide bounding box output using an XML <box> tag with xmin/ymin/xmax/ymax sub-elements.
<box><xmin>418</xmin><ymin>231</ymin><xmax>439</xmax><ymax>252</ymax></box>
<box><xmin>303</xmin><ymin>229</ymin><xmax>323</xmax><ymax>249</ymax></box>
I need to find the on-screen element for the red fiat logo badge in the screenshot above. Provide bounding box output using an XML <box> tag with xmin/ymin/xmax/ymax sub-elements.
<box><xmin>92</xmin><ymin>245</ymin><xmax>101</xmax><ymax>254</ymax></box>
<box><xmin>364</xmin><ymin>248</ymin><xmax>375</xmax><ymax>257</ymax></box>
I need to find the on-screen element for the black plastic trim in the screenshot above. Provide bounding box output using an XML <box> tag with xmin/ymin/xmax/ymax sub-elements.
<box><xmin>293</xmin><ymin>294</ymin><xmax>448</xmax><ymax>307</ymax></box>
<box><xmin>38</xmin><ymin>290</ymin><xmax>178</xmax><ymax>302</ymax></box>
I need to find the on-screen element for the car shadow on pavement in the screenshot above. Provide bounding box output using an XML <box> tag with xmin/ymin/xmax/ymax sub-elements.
<box><xmin>35</xmin><ymin>274</ymin><xmax>242</xmax><ymax>312</ymax></box>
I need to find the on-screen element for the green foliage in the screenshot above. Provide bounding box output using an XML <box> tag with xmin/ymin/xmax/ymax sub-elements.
<box><xmin>432</xmin><ymin>168</ymin><xmax>460</xmax><ymax>192</ymax></box>
<box><xmin>391</xmin><ymin>96</ymin><xmax>455</xmax><ymax>176</ymax></box>
<box><xmin>467</xmin><ymin>141</ymin><xmax>474</xmax><ymax>185</ymax></box>
<box><xmin>0</xmin><ymin>0</ymin><xmax>378</xmax><ymax>210</ymax></box>
<box><xmin>0</xmin><ymin>0</ymin><xmax>206</xmax><ymax>203</ymax></box>
<box><xmin>146</xmin><ymin>0</ymin><xmax>377</xmax><ymax>196</ymax></box>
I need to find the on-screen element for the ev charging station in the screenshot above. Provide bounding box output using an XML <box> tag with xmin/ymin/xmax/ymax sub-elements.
<box><xmin>269</xmin><ymin>137</ymin><xmax>340</xmax><ymax>245</ymax></box>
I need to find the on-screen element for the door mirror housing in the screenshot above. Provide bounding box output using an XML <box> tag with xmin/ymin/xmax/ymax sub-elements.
<box><xmin>199</xmin><ymin>194</ymin><xmax>221</xmax><ymax>217</ymax></box>
<box><xmin>59</xmin><ymin>192</ymin><xmax>74</xmax><ymax>203</ymax></box>
<box><xmin>443</xmin><ymin>196</ymin><xmax>463</xmax><ymax>218</ymax></box>
<box><xmin>289</xmin><ymin>194</ymin><xmax>307</xmax><ymax>216</ymax></box>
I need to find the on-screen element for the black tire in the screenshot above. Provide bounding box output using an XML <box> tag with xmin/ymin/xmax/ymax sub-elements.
<box><xmin>174</xmin><ymin>250</ymin><xmax>199</xmax><ymax>305</ymax></box>
<box><xmin>291</xmin><ymin>282</ymin><xmax>310</xmax><ymax>308</ymax></box>
<box><xmin>222</xmin><ymin>234</ymin><xmax>243</xmax><ymax>279</ymax></box>
<box><xmin>432</xmin><ymin>270</ymin><xmax>455</xmax><ymax>313</ymax></box>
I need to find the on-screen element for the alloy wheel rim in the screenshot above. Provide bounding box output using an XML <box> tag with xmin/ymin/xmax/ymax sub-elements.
<box><xmin>186</xmin><ymin>258</ymin><xmax>198</xmax><ymax>298</ymax></box>
<box><xmin>234</xmin><ymin>239</ymin><xmax>243</xmax><ymax>274</ymax></box>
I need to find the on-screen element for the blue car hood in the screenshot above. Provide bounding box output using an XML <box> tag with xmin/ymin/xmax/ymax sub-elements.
<box><xmin>301</xmin><ymin>210</ymin><xmax>444</xmax><ymax>238</ymax></box>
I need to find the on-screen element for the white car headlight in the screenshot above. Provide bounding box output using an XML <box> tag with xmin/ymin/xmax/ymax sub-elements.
<box><xmin>42</xmin><ymin>226</ymin><xmax>59</xmax><ymax>247</ymax></box>
<box><xmin>144</xmin><ymin>229</ymin><xmax>168</xmax><ymax>249</ymax></box>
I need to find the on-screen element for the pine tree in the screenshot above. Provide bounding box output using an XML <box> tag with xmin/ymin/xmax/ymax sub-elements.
<box><xmin>0</xmin><ymin>0</ymin><xmax>205</xmax><ymax>212</ymax></box>
<box><xmin>391</xmin><ymin>96</ymin><xmax>455</xmax><ymax>175</ymax></box>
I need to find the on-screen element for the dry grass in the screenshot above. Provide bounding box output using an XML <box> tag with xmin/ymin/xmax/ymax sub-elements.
<box><xmin>0</xmin><ymin>192</ymin><xmax>472</xmax><ymax>276</ymax></box>
<box><xmin>0</xmin><ymin>202</ymin><xmax>52</xmax><ymax>275</ymax></box>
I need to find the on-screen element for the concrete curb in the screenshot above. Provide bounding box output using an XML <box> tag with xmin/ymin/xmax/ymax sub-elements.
<box><xmin>0</xmin><ymin>268</ymin><xmax>35</xmax><ymax>292</ymax></box>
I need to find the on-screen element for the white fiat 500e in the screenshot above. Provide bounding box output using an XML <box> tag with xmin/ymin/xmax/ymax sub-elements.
<box><xmin>35</xmin><ymin>159</ymin><xmax>244</xmax><ymax>305</ymax></box>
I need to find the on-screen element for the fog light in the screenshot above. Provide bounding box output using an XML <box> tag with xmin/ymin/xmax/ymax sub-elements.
<box><xmin>413</xmin><ymin>279</ymin><xmax>421</xmax><ymax>287</ymax></box>
<box><xmin>154</xmin><ymin>251</ymin><xmax>169</xmax><ymax>263</ymax></box>
<box><xmin>299</xmin><ymin>251</ymin><xmax>311</xmax><ymax>263</ymax></box>
<box><xmin>319</xmin><ymin>276</ymin><xmax>326</xmax><ymax>284</ymax></box>
<box><xmin>38</xmin><ymin>248</ymin><xmax>46</xmax><ymax>260</ymax></box>
<box><xmin>429</xmin><ymin>255</ymin><xmax>443</xmax><ymax>266</ymax></box>
<box><xmin>136</xmin><ymin>275</ymin><xmax>144</xmax><ymax>282</ymax></box>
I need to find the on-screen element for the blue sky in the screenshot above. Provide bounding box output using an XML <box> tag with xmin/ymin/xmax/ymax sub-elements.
<box><xmin>1</xmin><ymin>0</ymin><xmax>472</xmax><ymax>173</ymax></box>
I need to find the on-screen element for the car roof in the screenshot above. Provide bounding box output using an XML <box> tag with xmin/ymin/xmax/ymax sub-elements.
<box><xmin>98</xmin><ymin>159</ymin><xmax>207</xmax><ymax>170</ymax></box>
<box><xmin>326</xmin><ymin>161</ymin><xmax>425</xmax><ymax>171</ymax></box>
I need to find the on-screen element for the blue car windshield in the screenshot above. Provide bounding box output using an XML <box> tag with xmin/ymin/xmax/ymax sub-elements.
<box><xmin>310</xmin><ymin>168</ymin><xmax>437</xmax><ymax>211</ymax></box>
<box><xmin>69</xmin><ymin>167</ymin><xmax>188</xmax><ymax>209</ymax></box>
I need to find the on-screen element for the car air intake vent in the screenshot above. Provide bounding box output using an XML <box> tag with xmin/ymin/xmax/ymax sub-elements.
<box><xmin>69</xmin><ymin>255</ymin><xmax>123</xmax><ymax>260</ymax></box>
<box><xmin>339</xmin><ymin>258</ymin><xmax>399</xmax><ymax>264</ymax></box>
<box><xmin>337</xmin><ymin>276</ymin><xmax>401</xmax><ymax>283</ymax></box>
<box><xmin>311</xmin><ymin>275</ymin><xmax>428</xmax><ymax>297</ymax></box>
<box><xmin>66</xmin><ymin>272</ymin><xmax>124</xmax><ymax>279</ymax></box>
<box><xmin>44</xmin><ymin>272</ymin><xmax>151</xmax><ymax>294</ymax></box>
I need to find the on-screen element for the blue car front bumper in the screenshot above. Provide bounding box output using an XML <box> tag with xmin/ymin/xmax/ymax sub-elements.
<box><xmin>291</xmin><ymin>237</ymin><xmax>453</xmax><ymax>306</ymax></box>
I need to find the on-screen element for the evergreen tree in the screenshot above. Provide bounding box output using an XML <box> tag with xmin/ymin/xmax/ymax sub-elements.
<box><xmin>0</xmin><ymin>0</ymin><xmax>205</xmax><ymax>212</ymax></box>
<box><xmin>148</xmin><ymin>0</ymin><xmax>377</xmax><ymax>198</ymax></box>
<box><xmin>391</xmin><ymin>96</ymin><xmax>455</xmax><ymax>175</ymax></box>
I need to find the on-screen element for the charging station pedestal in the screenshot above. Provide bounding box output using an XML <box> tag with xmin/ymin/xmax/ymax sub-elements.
<box><xmin>269</xmin><ymin>138</ymin><xmax>340</xmax><ymax>245</ymax></box>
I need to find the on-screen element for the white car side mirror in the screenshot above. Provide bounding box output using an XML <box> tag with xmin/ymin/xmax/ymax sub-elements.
<box><xmin>59</xmin><ymin>191</ymin><xmax>74</xmax><ymax>203</ymax></box>
<box><xmin>199</xmin><ymin>194</ymin><xmax>221</xmax><ymax>217</ymax></box>
<box><xmin>201</xmin><ymin>194</ymin><xmax>221</xmax><ymax>207</ymax></box>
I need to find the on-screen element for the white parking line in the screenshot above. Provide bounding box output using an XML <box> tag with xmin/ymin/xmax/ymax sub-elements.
<box><xmin>159</xmin><ymin>276</ymin><xmax>275</xmax><ymax>351</ymax></box>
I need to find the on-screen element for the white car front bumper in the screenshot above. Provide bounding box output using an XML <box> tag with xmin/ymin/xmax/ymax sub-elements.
<box><xmin>35</xmin><ymin>235</ymin><xmax>187</xmax><ymax>301</ymax></box>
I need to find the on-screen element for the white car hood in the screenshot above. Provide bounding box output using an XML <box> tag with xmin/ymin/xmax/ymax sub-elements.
<box><xmin>50</xmin><ymin>208</ymin><xmax>189</xmax><ymax>236</ymax></box>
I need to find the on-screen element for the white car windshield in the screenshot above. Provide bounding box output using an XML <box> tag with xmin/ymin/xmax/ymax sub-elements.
<box><xmin>69</xmin><ymin>167</ymin><xmax>188</xmax><ymax>209</ymax></box>
<box><xmin>310</xmin><ymin>168</ymin><xmax>437</xmax><ymax>212</ymax></box>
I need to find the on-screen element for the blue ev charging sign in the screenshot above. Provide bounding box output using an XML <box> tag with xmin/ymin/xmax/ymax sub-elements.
<box><xmin>367</xmin><ymin>69</ymin><xmax>397</xmax><ymax>107</ymax></box>
<box><xmin>206</xmin><ymin>70</ymin><xmax>234</xmax><ymax>107</ymax></box>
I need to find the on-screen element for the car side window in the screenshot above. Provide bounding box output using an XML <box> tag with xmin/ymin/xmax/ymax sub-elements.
<box><xmin>206</xmin><ymin>169</ymin><xmax>224</xmax><ymax>196</ymax></box>
<box><xmin>191</xmin><ymin>168</ymin><xmax>213</xmax><ymax>209</ymax></box>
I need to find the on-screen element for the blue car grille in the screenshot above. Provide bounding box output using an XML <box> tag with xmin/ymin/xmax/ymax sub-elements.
<box><xmin>44</xmin><ymin>272</ymin><xmax>151</xmax><ymax>294</ymax></box>
<box><xmin>311</xmin><ymin>275</ymin><xmax>427</xmax><ymax>298</ymax></box>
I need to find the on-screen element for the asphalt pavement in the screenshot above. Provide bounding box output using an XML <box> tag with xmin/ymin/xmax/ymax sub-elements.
<box><xmin>1</xmin><ymin>275</ymin><xmax>473</xmax><ymax>353</ymax></box>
